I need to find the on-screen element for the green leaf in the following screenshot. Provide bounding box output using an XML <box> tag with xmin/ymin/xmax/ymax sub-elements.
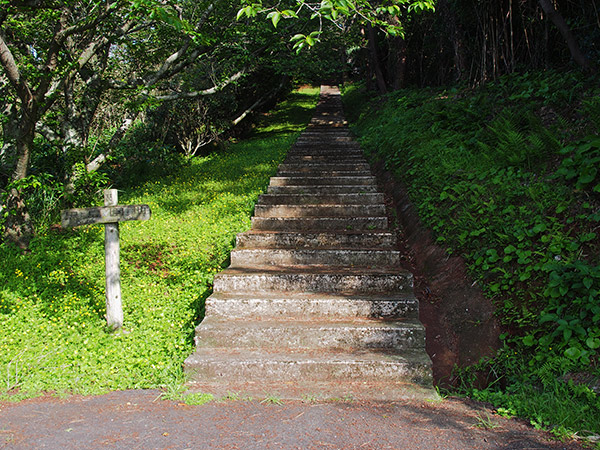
<box><xmin>586</xmin><ymin>338</ymin><xmax>600</xmax><ymax>349</ymax></box>
<box><xmin>532</xmin><ymin>223</ymin><xmax>547</xmax><ymax>234</ymax></box>
<box><xmin>539</xmin><ymin>313</ymin><xmax>556</xmax><ymax>324</ymax></box>
<box><xmin>523</xmin><ymin>335</ymin><xmax>535</xmax><ymax>346</ymax></box>
<box><xmin>519</xmin><ymin>271</ymin><xmax>531</xmax><ymax>281</ymax></box>
<box><xmin>267</xmin><ymin>11</ymin><xmax>281</xmax><ymax>27</ymax></box>
<box><xmin>564</xmin><ymin>347</ymin><xmax>581</xmax><ymax>359</ymax></box>
<box><xmin>577</xmin><ymin>165</ymin><xmax>597</xmax><ymax>186</ymax></box>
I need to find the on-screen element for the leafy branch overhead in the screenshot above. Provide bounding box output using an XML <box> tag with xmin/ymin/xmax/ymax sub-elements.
<box><xmin>236</xmin><ymin>0</ymin><xmax>435</xmax><ymax>52</ymax></box>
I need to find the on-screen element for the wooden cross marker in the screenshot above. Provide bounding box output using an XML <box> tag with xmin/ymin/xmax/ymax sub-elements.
<box><xmin>61</xmin><ymin>189</ymin><xmax>151</xmax><ymax>330</ymax></box>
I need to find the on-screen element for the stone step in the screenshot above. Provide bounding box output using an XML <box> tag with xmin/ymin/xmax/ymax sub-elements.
<box><xmin>205</xmin><ymin>292</ymin><xmax>418</xmax><ymax>319</ymax></box>
<box><xmin>184</xmin><ymin>85</ymin><xmax>434</xmax><ymax>401</ymax></box>
<box><xmin>213</xmin><ymin>266</ymin><xmax>413</xmax><ymax>295</ymax></box>
<box><xmin>288</xmin><ymin>149</ymin><xmax>363</xmax><ymax>156</ymax></box>
<box><xmin>235</xmin><ymin>230</ymin><xmax>397</xmax><ymax>249</ymax></box>
<box><xmin>251</xmin><ymin>216</ymin><xmax>388</xmax><ymax>231</ymax></box>
<box><xmin>277</xmin><ymin>163</ymin><xmax>371</xmax><ymax>172</ymax></box>
<box><xmin>269</xmin><ymin>176</ymin><xmax>376</xmax><ymax>186</ymax></box>
<box><xmin>277</xmin><ymin>170</ymin><xmax>372</xmax><ymax>177</ymax></box>
<box><xmin>184</xmin><ymin>348</ymin><xmax>432</xmax><ymax>387</ymax></box>
<box><xmin>294</xmin><ymin>141</ymin><xmax>354</xmax><ymax>148</ymax></box>
<box><xmin>292</xmin><ymin>141</ymin><xmax>359</xmax><ymax>147</ymax></box>
<box><xmin>230</xmin><ymin>248</ymin><xmax>401</xmax><ymax>267</ymax></box>
<box><xmin>266</xmin><ymin>185</ymin><xmax>379</xmax><ymax>195</ymax></box>
<box><xmin>284</xmin><ymin>155</ymin><xmax>366</xmax><ymax>163</ymax></box>
<box><xmin>257</xmin><ymin>193</ymin><xmax>383</xmax><ymax>205</ymax></box>
<box><xmin>309</xmin><ymin>120</ymin><xmax>348</xmax><ymax>126</ymax></box>
<box><xmin>194</xmin><ymin>318</ymin><xmax>425</xmax><ymax>351</ymax></box>
<box><xmin>297</xmin><ymin>132</ymin><xmax>352</xmax><ymax>138</ymax></box>
<box><xmin>296</xmin><ymin>133</ymin><xmax>352</xmax><ymax>138</ymax></box>
<box><xmin>185</xmin><ymin>379</ymin><xmax>434</xmax><ymax>402</ymax></box>
<box><xmin>253</xmin><ymin>204</ymin><xmax>386</xmax><ymax>218</ymax></box>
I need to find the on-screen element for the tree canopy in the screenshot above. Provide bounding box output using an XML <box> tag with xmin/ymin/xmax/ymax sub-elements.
<box><xmin>1</xmin><ymin>0</ymin><xmax>596</xmax><ymax>248</ymax></box>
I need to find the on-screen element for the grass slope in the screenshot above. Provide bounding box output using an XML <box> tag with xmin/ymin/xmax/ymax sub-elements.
<box><xmin>0</xmin><ymin>87</ymin><xmax>319</xmax><ymax>399</ymax></box>
<box><xmin>343</xmin><ymin>71</ymin><xmax>600</xmax><ymax>439</ymax></box>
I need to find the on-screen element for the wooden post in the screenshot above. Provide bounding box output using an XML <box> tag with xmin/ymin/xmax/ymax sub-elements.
<box><xmin>104</xmin><ymin>189</ymin><xmax>123</xmax><ymax>330</ymax></box>
<box><xmin>61</xmin><ymin>190</ymin><xmax>150</xmax><ymax>331</ymax></box>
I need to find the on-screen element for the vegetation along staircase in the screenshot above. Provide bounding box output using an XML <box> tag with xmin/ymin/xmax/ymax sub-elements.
<box><xmin>184</xmin><ymin>86</ymin><xmax>434</xmax><ymax>400</ymax></box>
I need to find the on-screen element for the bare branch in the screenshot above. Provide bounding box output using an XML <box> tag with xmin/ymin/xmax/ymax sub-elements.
<box><xmin>155</xmin><ymin>71</ymin><xmax>245</xmax><ymax>101</ymax></box>
<box><xmin>0</xmin><ymin>30</ymin><xmax>33</xmax><ymax>105</ymax></box>
<box><xmin>232</xmin><ymin>77</ymin><xmax>286</xmax><ymax>126</ymax></box>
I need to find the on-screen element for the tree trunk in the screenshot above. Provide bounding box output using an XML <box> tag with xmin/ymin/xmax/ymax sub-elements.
<box><xmin>538</xmin><ymin>0</ymin><xmax>590</xmax><ymax>70</ymax></box>
<box><xmin>391</xmin><ymin>36</ymin><xmax>407</xmax><ymax>90</ymax></box>
<box><xmin>367</xmin><ymin>25</ymin><xmax>388</xmax><ymax>94</ymax></box>
<box><xmin>438</xmin><ymin>0</ymin><xmax>468</xmax><ymax>82</ymax></box>
<box><xmin>3</xmin><ymin>117</ymin><xmax>36</xmax><ymax>249</ymax></box>
<box><xmin>3</xmin><ymin>188</ymin><xmax>34</xmax><ymax>250</ymax></box>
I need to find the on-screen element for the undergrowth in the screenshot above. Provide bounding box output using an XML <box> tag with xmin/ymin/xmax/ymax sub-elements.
<box><xmin>0</xmin><ymin>87</ymin><xmax>319</xmax><ymax>399</ymax></box>
<box><xmin>343</xmin><ymin>70</ymin><xmax>600</xmax><ymax>439</ymax></box>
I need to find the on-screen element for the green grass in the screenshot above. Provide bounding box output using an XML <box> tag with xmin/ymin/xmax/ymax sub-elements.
<box><xmin>0</xmin><ymin>86</ymin><xmax>319</xmax><ymax>400</ymax></box>
<box><xmin>342</xmin><ymin>71</ymin><xmax>600</xmax><ymax>439</ymax></box>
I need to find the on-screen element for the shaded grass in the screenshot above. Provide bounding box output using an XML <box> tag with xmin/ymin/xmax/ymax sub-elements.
<box><xmin>0</xmin><ymin>86</ymin><xmax>319</xmax><ymax>399</ymax></box>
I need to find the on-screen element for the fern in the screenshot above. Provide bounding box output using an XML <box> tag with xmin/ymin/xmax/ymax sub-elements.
<box><xmin>582</xmin><ymin>97</ymin><xmax>600</xmax><ymax>130</ymax></box>
<box><xmin>536</xmin><ymin>356</ymin><xmax>573</xmax><ymax>388</ymax></box>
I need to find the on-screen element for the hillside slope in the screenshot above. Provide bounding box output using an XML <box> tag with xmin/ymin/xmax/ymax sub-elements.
<box><xmin>343</xmin><ymin>71</ymin><xmax>600</xmax><ymax>439</ymax></box>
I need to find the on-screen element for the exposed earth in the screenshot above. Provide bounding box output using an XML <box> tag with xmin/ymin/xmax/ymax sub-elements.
<box><xmin>370</xmin><ymin>160</ymin><xmax>501</xmax><ymax>388</ymax></box>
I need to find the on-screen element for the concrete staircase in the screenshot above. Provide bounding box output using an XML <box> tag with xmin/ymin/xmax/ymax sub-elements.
<box><xmin>184</xmin><ymin>86</ymin><xmax>434</xmax><ymax>400</ymax></box>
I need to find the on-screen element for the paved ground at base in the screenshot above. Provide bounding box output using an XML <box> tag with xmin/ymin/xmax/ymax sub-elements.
<box><xmin>0</xmin><ymin>390</ymin><xmax>586</xmax><ymax>449</ymax></box>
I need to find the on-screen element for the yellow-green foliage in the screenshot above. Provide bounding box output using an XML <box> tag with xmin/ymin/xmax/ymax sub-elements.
<box><xmin>0</xmin><ymin>87</ymin><xmax>319</xmax><ymax>399</ymax></box>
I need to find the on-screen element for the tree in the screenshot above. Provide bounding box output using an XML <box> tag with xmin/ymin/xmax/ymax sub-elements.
<box><xmin>537</xmin><ymin>0</ymin><xmax>591</xmax><ymax>70</ymax></box>
<box><xmin>0</xmin><ymin>0</ymin><xmax>255</xmax><ymax>248</ymax></box>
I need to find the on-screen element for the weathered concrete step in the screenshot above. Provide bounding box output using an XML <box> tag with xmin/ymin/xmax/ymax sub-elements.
<box><xmin>297</xmin><ymin>131</ymin><xmax>352</xmax><ymax>138</ymax></box>
<box><xmin>236</xmin><ymin>230</ymin><xmax>397</xmax><ymax>249</ymax></box>
<box><xmin>253</xmin><ymin>204</ymin><xmax>386</xmax><ymax>218</ymax></box>
<box><xmin>205</xmin><ymin>292</ymin><xmax>418</xmax><ymax>319</ymax></box>
<box><xmin>292</xmin><ymin>141</ymin><xmax>359</xmax><ymax>148</ymax></box>
<box><xmin>297</xmin><ymin>132</ymin><xmax>351</xmax><ymax>138</ymax></box>
<box><xmin>251</xmin><ymin>216</ymin><xmax>388</xmax><ymax>231</ymax></box>
<box><xmin>287</xmin><ymin>149</ymin><xmax>363</xmax><ymax>156</ymax></box>
<box><xmin>270</xmin><ymin>176</ymin><xmax>376</xmax><ymax>186</ymax></box>
<box><xmin>277</xmin><ymin>163</ymin><xmax>371</xmax><ymax>172</ymax></box>
<box><xmin>230</xmin><ymin>248</ymin><xmax>401</xmax><ymax>267</ymax></box>
<box><xmin>195</xmin><ymin>318</ymin><xmax>426</xmax><ymax>350</ymax></box>
<box><xmin>185</xmin><ymin>378</ymin><xmax>435</xmax><ymax>401</ymax></box>
<box><xmin>277</xmin><ymin>170</ymin><xmax>372</xmax><ymax>177</ymax></box>
<box><xmin>294</xmin><ymin>134</ymin><xmax>354</xmax><ymax>140</ymax></box>
<box><xmin>257</xmin><ymin>193</ymin><xmax>383</xmax><ymax>205</ymax></box>
<box><xmin>213</xmin><ymin>266</ymin><xmax>413</xmax><ymax>294</ymax></box>
<box><xmin>184</xmin><ymin>348</ymin><xmax>432</xmax><ymax>386</ymax></box>
<box><xmin>284</xmin><ymin>155</ymin><xmax>366</xmax><ymax>162</ymax></box>
<box><xmin>309</xmin><ymin>118</ymin><xmax>348</xmax><ymax>124</ymax></box>
<box><xmin>294</xmin><ymin>141</ymin><xmax>354</xmax><ymax>147</ymax></box>
<box><xmin>267</xmin><ymin>185</ymin><xmax>379</xmax><ymax>195</ymax></box>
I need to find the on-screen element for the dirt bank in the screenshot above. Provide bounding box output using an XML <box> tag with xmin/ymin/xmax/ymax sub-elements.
<box><xmin>371</xmin><ymin>160</ymin><xmax>502</xmax><ymax>387</ymax></box>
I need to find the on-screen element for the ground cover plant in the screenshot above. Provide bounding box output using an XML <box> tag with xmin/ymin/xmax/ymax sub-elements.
<box><xmin>0</xmin><ymin>87</ymin><xmax>319</xmax><ymax>400</ymax></box>
<box><xmin>343</xmin><ymin>71</ymin><xmax>600</xmax><ymax>439</ymax></box>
